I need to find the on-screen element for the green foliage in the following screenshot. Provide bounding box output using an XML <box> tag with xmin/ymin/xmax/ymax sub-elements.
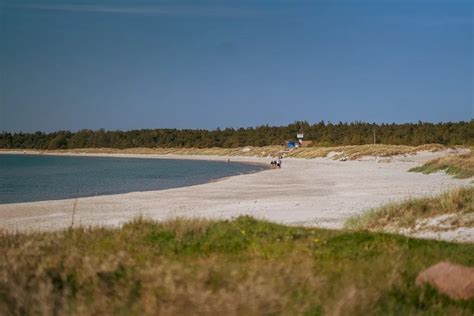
<box><xmin>1</xmin><ymin>216</ymin><xmax>473</xmax><ymax>315</ymax></box>
<box><xmin>47</xmin><ymin>133</ymin><xmax>69</xmax><ymax>149</ymax></box>
<box><xmin>1</xmin><ymin>120</ymin><xmax>473</xmax><ymax>149</ymax></box>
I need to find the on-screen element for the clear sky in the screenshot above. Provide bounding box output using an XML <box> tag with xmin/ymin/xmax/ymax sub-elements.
<box><xmin>1</xmin><ymin>0</ymin><xmax>472</xmax><ymax>132</ymax></box>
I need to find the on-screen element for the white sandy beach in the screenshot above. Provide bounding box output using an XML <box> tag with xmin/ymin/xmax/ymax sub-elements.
<box><xmin>1</xmin><ymin>150</ymin><xmax>472</xmax><ymax>242</ymax></box>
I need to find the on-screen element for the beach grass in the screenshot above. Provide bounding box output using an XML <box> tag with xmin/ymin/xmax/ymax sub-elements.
<box><xmin>346</xmin><ymin>186</ymin><xmax>474</xmax><ymax>231</ymax></box>
<box><xmin>286</xmin><ymin>143</ymin><xmax>446</xmax><ymax>160</ymax></box>
<box><xmin>1</xmin><ymin>216</ymin><xmax>473</xmax><ymax>315</ymax></box>
<box><xmin>2</xmin><ymin>143</ymin><xmax>449</xmax><ymax>160</ymax></box>
<box><xmin>409</xmin><ymin>151</ymin><xmax>474</xmax><ymax>179</ymax></box>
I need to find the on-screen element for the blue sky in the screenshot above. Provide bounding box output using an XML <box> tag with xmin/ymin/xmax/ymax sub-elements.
<box><xmin>1</xmin><ymin>0</ymin><xmax>472</xmax><ymax>132</ymax></box>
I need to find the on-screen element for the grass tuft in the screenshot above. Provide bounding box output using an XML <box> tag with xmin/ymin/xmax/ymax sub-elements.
<box><xmin>409</xmin><ymin>151</ymin><xmax>474</xmax><ymax>179</ymax></box>
<box><xmin>346</xmin><ymin>187</ymin><xmax>474</xmax><ymax>231</ymax></box>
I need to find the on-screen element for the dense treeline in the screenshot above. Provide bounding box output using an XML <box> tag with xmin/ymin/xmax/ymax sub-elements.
<box><xmin>1</xmin><ymin>121</ymin><xmax>472</xmax><ymax>149</ymax></box>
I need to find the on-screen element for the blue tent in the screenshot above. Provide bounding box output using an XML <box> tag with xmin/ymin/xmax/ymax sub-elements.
<box><xmin>287</xmin><ymin>141</ymin><xmax>298</xmax><ymax>148</ymax></box>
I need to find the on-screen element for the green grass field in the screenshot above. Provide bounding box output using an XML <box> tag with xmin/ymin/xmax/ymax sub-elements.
<box><xmin>1</xmin><ymin>216</ymin><xmax>473</xmax><ymax>315</ymax></box>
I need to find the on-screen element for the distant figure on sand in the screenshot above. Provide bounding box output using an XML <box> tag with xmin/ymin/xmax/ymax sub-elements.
<box><xmin>277</xmin><ymin>158</ymin><xmax>282</xmax><ymax>168</ymax></box>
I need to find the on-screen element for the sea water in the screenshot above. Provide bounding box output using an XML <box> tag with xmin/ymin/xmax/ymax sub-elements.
<box><xmin>0</xmin><ymin>154</ymin><xmax>265</xmax><ymax>204</ymax></box>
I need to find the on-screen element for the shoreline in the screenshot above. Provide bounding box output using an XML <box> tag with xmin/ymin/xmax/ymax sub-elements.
<box><xmin>0</xmin><ymin>149</ymin><xmax>272</xmax><ymax>166</ymax></box>
<box><xmin>0</xmin><ymin>150</ymin><xmax>272</xmax><ymax>205</ymax></box>
<box><xmin>0</xmin><ymin>149</ymin><xmax>472</xmax><ymax>243</ymax></box>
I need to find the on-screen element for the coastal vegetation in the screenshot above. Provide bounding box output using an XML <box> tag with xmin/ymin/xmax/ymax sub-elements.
<box><xmin>1</xmin><ymin>216</ymin><xmax>473</xmax><ymax>315</ymax></box>
<box><xmin>409</xmin><ymin>151</ymin><xmax>474</xmax><ymax>179</ymax></box>
<box><xmin>346</xmin><ymin>186</ymin><xmax>473</xmax><ymax>231</ymax></box>
<box><xmin>1</xmin><ymin>143</ymin><xmax>453</xmax><ymax>160</ymax></box>
<box><xmin>1</xmin><ymin>120</ymin><xmax>472</xmax><ymax>149</ymax></box>
<box><xmin>284</xmin><ymin>143</ymin><xmax>447</xmax><ymax>160</ymax></box>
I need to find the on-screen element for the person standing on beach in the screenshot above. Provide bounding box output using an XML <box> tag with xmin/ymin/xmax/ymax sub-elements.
<box><xmin>277</xmin><ymin>158</ymin><xmax>282</xmax><ymax>168</ymax></box>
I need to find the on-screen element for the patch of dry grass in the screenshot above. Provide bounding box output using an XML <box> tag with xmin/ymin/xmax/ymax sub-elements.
<box><xmin>346</xmin><ymin>187</ymin><xmax>474</xmax><ymax>231</ymax></box>
<box><xmin>1</xmin><ymin>143</ymin><xmax>448</xmax><ymax>160</ymax></box>
<box><xmin>1</xmin><ymin>217</ymin><xmax>473</xmax><ymax>315</ymax></box>
<box><xmin>410</xmin><ymin>151</ymin><xmax>474</xmax><ymax>179</ymax></box>
<box><xmin>286</xmin><ymin>143</ymin><xmax>446</xmax><ymax>160</ymax></box>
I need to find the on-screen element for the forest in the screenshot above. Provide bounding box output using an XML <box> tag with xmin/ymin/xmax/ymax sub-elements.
<box><xmin>0</xmin><ymin>121</ymin><xmax>472</xmax><ymax>150</ymax></box>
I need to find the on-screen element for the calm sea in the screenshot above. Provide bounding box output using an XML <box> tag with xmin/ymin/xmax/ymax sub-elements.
<box><xmin>0</xmin><ymin>154</ymin><xmax>265</xmax><ymax>204</ymax></box>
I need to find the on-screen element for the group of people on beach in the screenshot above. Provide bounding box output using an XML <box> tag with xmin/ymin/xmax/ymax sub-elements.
<box><xmin>270</xmin><ymin>157</ymin><xmax>282</xmax><ymax>169</ymax></box>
